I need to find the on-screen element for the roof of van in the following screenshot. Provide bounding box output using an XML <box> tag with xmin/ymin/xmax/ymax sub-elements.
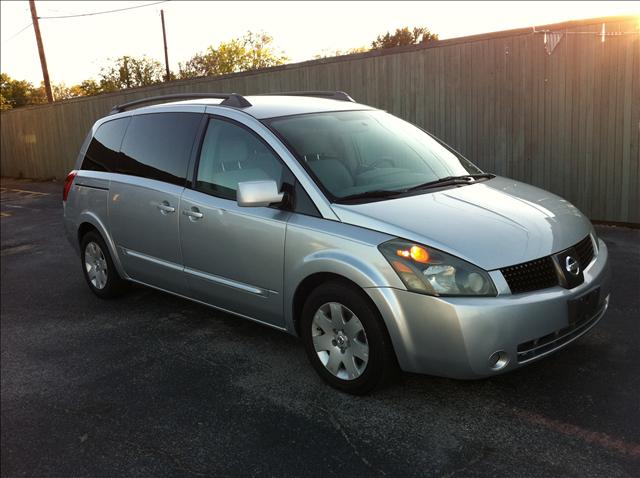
<box><xmin>130</xmin><ymin>95</ymin><xmax>376</xmax><ymax>119</ymax></box>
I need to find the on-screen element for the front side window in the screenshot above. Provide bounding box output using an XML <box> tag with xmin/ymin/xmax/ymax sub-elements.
<box><xmin>119</xmin><ymin>112</ymin><xmax>202</xmax><ymax>186</ymax></box>
<box><xmin>195</xmin><ymin>118</ymin><xmax>284</xmax><ymax>200</ymax></box>
<box><xmin>266</xmin><ymin>110</ymin><xmax>484</xmax><ymax>201</ymax></box>
<box><xmin>82</xmin><ymin>117</ymin><xmax>130</xmax><ymax>172</ymax></box>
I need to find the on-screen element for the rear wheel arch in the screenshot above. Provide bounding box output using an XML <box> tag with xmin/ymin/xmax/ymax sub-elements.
<box><xmin>80</xmin><ymin>229</ymin><xmax>127</xmax><ymax>298</ymax></box>
<box><xmin>77</xmin><ymin>222</ymin><xmax>98</xmax><ymax>244</ymax></box>
<box><xmin>75</xmin><ymin>215</ymin><xmax>127</xmax><ymax>280</ymax></box>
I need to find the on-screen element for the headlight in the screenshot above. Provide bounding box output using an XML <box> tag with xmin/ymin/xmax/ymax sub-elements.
<box><xmin>378</xmin><ymin>239</ymin><xmax>497</xmax><ymax>296</ymax></box>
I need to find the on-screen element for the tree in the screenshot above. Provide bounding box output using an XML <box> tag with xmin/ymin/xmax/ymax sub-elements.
<box><xmin>99</xmin><ymin>55</ymin><xmax>164</xmax><ymax>91</ymax></box>
<box><xmin>1</xmin><ymin>61</ymin><xmax>167</xmax><ymax>109</ymax></box>
<box><xmin>79</xmin><ymin>79</ymin><xmax>102</xmax><ymax>96</ymax></box>
<box><xmin>1</xmin><ymin>73</ymin><xmax>35</xmax><ymax>109</ymax></box>
<box><xmin>179</xmin><ymin>31</ymin><xmax>287</xmax><ymax>79</ymax></box>
<box><xmin>52</xmin><ymin>83</ymin><xmax>85</xmax><ymax>101</ymax></box>
<box><xmin>313</xmin><ymin>46</ymin><xmax>369</xmax><ymax>59</ymax></box>
<box><xmin>1</xmin><ymin>73</ymin><xmax>113</xmax><ymax>109</ymax></box>
<box><xmin>28</xmin><ymin>82</ymin><xmax>49</xmax><ymax>105</ymax></box>
<box><xmin>242</xmin><ymin>32</ymin><xmax>288</xmax><ymax>70</ymax></box>
<box><xmin>371</xmin><ymin>27</ymin><xmax>438</xmax><ymax>49</ymax></box>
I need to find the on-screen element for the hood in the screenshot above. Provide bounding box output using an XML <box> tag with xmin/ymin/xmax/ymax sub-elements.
<box><xmin>331</xmin><ymin>176</ymin><xmax>593</xmax><ymax>270</ymax></box>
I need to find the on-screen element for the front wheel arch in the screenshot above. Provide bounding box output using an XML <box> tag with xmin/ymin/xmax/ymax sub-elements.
<box><xmin>292</xmin><ymin>273</ymin><xmax>361</xmax><ymax>336</ymax></box>
<box><xmin>300</xmin><ymin>280</ymin><xmax>399</xmax><ymax>393</ymax></box>
<box><xmin>292</xmin><ymin>273</ymin><xmax>399</xmax><ymax>367</ymax></box>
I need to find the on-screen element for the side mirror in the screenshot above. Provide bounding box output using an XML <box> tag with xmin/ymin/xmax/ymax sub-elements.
<box><xmin>237</xmin><ymin>180</ymin><xmax>284</xmax><ymax>207</ymax></box>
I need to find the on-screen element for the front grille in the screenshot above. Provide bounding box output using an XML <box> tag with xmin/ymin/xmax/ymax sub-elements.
<box><xmin>516</xmin><ymin>299</ymin><xmax>606</xmax><ymax>363</ymax></box>
<box><xmin>500</xmin><ymin>235</ymin><xmax>595</xmax><ymax>294</ymax></box>
<box><xmin>501</xmin><ymin>256</ymin><xmax>558</xmax><ymax>294</ymax></box>
<box><xmin>574</xmin><ymin>235</ymin><xmax>595</xmax><ymax>269</ymax></box>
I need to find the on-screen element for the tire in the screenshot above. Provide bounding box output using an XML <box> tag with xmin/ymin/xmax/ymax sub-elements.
<box><xmin>80</xmin><ymin>230</ymin><xmax>127</xmax><ymax>299</ymax></box>
<box><xmin>301</xmin><ymin>281</ymin><xmax>397</xmax><ymax>394</ymax></box>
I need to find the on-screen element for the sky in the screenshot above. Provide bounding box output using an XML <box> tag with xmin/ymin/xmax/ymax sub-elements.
<box><xmin>1</xmin><ymin>0</ymin><xmax>638</xmax><ymax>85</ymax></box>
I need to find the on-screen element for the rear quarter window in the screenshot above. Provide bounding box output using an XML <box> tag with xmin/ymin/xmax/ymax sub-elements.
<box><xmin>81</xmin><ymin>117</ymin><xmax>131</xmax><ymax>172</ymax></box>
<box><xmin>118</xmin><ymin>112</ymin><xmax>202</xmax><ymax>186</ymax></box>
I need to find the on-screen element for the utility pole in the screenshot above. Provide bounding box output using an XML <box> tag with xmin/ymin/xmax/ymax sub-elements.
<box><xmin>29</xmin><ymin>0</ymin><xmax>53</xmax><ymax>103</ymax></box>
<box><xmin>160</xmin><ymin>9</ymin><xmax>170</xmax><ymax>81</ymax></box>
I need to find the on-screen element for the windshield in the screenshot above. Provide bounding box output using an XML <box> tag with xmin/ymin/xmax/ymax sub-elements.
<box><xmin>266</xmin><ymin>110</ymin><xmax>484</xmax><ymax>201</ymax></box>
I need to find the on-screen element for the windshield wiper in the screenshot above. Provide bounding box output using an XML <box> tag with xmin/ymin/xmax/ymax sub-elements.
<box><xmin>335</xmin><ymin>174</ymin><xmax>495</xmax><ymax>203</ymax></box>
<box><xmin>405</xmin><ymin>173</ymin><xmax>494</xmax><ymax>192</ymax></box>
<box><xmin>335</xmin><ymin>189</ymin><xmax>403</xmax><ymax>203</ymax></box>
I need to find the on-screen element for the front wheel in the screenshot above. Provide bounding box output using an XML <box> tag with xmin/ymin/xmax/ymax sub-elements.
<box><xmin>301</xmin><ymin>281</ymin><xmax>397</xmax><ymax>394</ymax></box>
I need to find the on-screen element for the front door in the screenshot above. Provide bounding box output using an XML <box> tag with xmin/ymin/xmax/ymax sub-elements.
<box><xmin>179</xmin><ymin>117</ymin><xmax>290</xmax><ymax>327</ymax></box>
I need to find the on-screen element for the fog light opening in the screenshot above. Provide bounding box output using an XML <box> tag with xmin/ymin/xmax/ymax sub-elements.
<box><xmin>488</xmin><ymin>351</ymin><xmax>509</xmax><ymax>371</ymax></box>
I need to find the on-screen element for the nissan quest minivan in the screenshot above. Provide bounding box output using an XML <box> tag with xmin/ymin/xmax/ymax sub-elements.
<box><xmin>63</xmin><ymin>92</ymin><xmax>610</xmax><ymax>394</ymax></box>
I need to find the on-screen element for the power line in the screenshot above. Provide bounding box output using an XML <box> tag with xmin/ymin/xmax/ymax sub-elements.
<box><xmin>3</xmin><ymin>22</ymin><xmax>33</xmax><ymax>42</ymax></box>
<box><xmin>37</xmin><ymin>1</ymin><xmax>169</xmax><ymax>20</ymax></box>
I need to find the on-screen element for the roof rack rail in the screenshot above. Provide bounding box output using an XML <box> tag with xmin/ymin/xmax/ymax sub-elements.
<box><xmin>110</xmin><ymin>93</ymin><xmax>252</xmax><ymax>114</ymax></box>
<box><xmin>260</xmin><ymin>91</ymin><xmax>355</xmax><ymax>103</ymax></box>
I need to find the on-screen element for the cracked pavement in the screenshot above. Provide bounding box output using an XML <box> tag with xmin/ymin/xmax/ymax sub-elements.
<box><xmin>1</xmin><ymin>179</ymin><xmax>639</xmax><ymax>477</ymax></box>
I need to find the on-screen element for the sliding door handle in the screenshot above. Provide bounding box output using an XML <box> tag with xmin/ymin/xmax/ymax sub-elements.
<box><xmin>183</xmin><ymin>208</ymin><xmax>204</xmax><ymax>220</ymax></box>
<box><xmin>157</xmin><ymin>201</ymin><xmax>175</xmax><ymax>214</ymax></box>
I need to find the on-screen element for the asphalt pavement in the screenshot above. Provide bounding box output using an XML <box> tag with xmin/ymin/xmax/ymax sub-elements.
<box><xmin>1</xmin><ymin>179</ymin><xmax>639</xmax><ymax>477</ymax></box>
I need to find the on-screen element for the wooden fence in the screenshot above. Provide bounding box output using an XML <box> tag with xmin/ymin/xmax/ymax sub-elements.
<box><xmin>1</xmin><ymin>15</ymin><xmax>638</xmax><ymax>223</ymax></box>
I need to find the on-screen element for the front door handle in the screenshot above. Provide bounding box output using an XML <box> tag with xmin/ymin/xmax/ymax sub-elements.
<box><xmin>157</xmin><ymin>201</ymin><xmax>175</xmax><ymax>214</ymax></box>
<box><xmin>183</xmin><ymin>207</ymin><xmax>204</xmax><ymax>220</ymax></box>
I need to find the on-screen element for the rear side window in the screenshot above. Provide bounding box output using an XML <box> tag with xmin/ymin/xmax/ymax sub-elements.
<box><xmin>81</xmin><ymin>117</ymin><xmax>130</xmax><ymax>172</ymax></box>
<box><xmin>119</xmin><ymin>112</ymin><xmax>202</xmax><ymax>186</ymax></box>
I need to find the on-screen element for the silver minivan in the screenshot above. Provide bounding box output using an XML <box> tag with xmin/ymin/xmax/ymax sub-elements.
<box><xmin>63</xmin><ymin>92</ymin><xmax>610</xmax><ymax>394</ymax></box>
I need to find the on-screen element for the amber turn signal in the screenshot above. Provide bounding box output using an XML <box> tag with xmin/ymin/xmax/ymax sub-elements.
<box><xmin>410</xmin><ymin>245</ymin><xmax>430</xmax><ymax>263</ymax></box>
<box><xmin>396</xmin><ymin>245</ymin><xmax>430</xmax><ymax>263</ymax></box>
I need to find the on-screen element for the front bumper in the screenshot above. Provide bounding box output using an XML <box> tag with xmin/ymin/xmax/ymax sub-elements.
<box><xmin>366</xmin><ymin>239</ymin><xmax>611</xmax><ymax>379</ymax></box>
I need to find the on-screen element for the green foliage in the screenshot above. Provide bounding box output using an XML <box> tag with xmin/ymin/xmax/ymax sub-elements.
<box><xmin>52</xmin><ymin>83</ymin><xmax>85</xmax><ymax>100</ymax></box>
<box><xmin>2</xmin><ymin>73</ymin><xmax>34</xmax><ymax>109</ymax></box>
<box><xmin>2</xmin><ymin>28</ymin><xmax>412</xmax><ymax>109</ymax></box>
<box><xmin>2</xmin><ymin>31</ymin><xmax>288</xmax><ymax>109</ymax></box>
<box><xmin>0</xmin><ymin>74</ymin><xmax>104</xmax><ymax>109</ymax></box>
<box><xmin>1</xmin><ymin>57</ymin><xmax>167</xmax><ymax>109</ymax></box>
<box><xmin>98</xmin><ymin>56</ymin><xmax>165</xmax><ymax>91</ymax></box>
<box><xmin>313</xmin><ymin>46</ymin><xmax>369</xmax><ymax>59</ymax></box>
<box><xmin>29</xmin><ymin>82</ymin><xmax>49</xmax><ymax>104</ymax></box>
<box><xmin>179</xmin><ymin>31</ymin><xmax>287</xmax><ymax>79</ymax></box>
<box><xmin>79</xmin><ymin>79</ymin><xmax>102</xmax><ymax>96</ymax></box>
<box><xmin>371</xmin><ymin>27</ymin><xmax>438</xmax><ymax>49</ymax></box>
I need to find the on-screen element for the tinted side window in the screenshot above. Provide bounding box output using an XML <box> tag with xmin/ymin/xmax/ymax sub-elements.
<box><xmin>81</xmin><ymin>117</ymin><xmax>130</xmax><ymax>172</ymax></box>
<box><xmin>119</xmin><ymin>112</ymin><xmax>201</xmax><ymax>186</ymax></box>
<box><xmin>196</xmin><ymin>118</ymin><xmax>284</xmax><ymax>200</ymax></box>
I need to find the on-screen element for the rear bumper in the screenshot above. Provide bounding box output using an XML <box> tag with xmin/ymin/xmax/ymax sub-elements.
<box><xmin>366</xmin><ymin>239</ymin><xmax>611</xmax><ymax>379</ymax></box>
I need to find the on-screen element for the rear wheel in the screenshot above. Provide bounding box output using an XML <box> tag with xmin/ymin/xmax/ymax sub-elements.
<box><xmin>80</xmin><ymin>231</ymin><xmax>127</xmax><ymax>299</ymax></box>
<box><xmin>301</xmin><ymin>281</ymin><xmax>396</xmax><ymax>394</ymax></box>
